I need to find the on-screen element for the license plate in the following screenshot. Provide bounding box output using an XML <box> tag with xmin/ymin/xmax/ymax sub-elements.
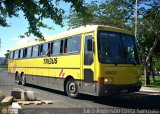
<box><xmin>121</xmin><ymin>89</ymin><xmax>128</xmax><ymax>93</ymax></box>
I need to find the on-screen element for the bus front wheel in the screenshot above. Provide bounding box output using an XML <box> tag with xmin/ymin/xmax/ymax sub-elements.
<box><xmin>66</xmin><ymin>79</ymin><xmax>79</xmax><ymax>98</ymax></box>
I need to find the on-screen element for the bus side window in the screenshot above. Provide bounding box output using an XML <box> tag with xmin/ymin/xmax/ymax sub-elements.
<box><xmin>10</xmin><ymin>51</ymin><xmax>13</xmax><ymax>59</ymax></box>
<box><xmin>69</xmin><ymin>35</ymin><xmax>81</xmax><ymax>53</ymax></box>
<box><xmin>18</xmin><ymin>49</ymin><xmax>21</xmax><ymax>58</ymax></box>
<box><xmin>23</xmin><ymin>48</ymin><xmax>27</xmax><ymax>58</ymax></box>
<box><xmin>13</xmin><ymin>51</ymin><xmax>15</xmax><ymax>59</ymax></box>
<box><xmin>32</xmin><ymin>45</ymin><xmax>39</xmax><ymax>57</ymax></box>
<box><xmin>50</xmin><ymin>42</ymin><xmax>53</xmax><ymax>55</ymax></box>
<box><xmin>39</xmin><ymin>43</ymin><xmax>48</xmax><ymax>56</ymax></box>
<box><xmin>20</xmin><ymin>49</ymin><xmax>23</xmax><ymax>59</ymax></box>
<box><xmin>46</xmin><ymin>43</ymin><xmax>51</xmax><ymax>57</ymax></box>
<box><xmin>14</xmin><ymin>50</ymin><xmax>19</xmax><ymax>59</ymax></box>
<box><xmin>64</xmin><ymin>39</ymin><xmax>68</xmax><ymax>53</ymax></box>
<box><xmin>64</xmin><ymin>35</ymin><xmax>80</xmax><ymax>53</ymax></box>
<box><xmin>64</xmin><ymin>35</ymin><xmax>81</xmax><ymax>54</ymax></box>
<box><xmin>60</xmin><ymin>40</ymin><xmax>64</xmax><ymax>54</ymax></box>
<box><xmin>26</xmin><ymin>47</ymin><xmax>32</xmax><ymax>58</ymax></box>
<box><xmin>38</xmin><ymin>44</ymin><xmax>42</xmax><ymax>56</ymax></box>
<box><xmin>52</xmin><ymin>40</ymin><xmax>61</xmax><ymax>55</ymax></box>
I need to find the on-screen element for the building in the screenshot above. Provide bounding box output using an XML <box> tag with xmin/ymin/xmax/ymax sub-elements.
<box><xmin>0</xmin><ymin>57</ymin><xmax>7</xmax><ymax>65</ymax></box>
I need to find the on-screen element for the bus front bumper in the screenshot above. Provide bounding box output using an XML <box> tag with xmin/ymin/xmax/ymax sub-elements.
<box><xmin>97</xmin><ymin>82</ymin><xmax>142</xmax><ymax>96</ymax></box>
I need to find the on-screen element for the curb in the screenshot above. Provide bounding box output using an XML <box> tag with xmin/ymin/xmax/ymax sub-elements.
<box><xmin>140</xmin><ymin>89</ymin><xmax>160</xmax><ymax>95</ymax></box>
<box><xmin>140</xmin><ymin>87</ymin><xmax>160</xmax><ymax>93</ymax></box>
<box><xmin>140</xmin><ymin>90</ymin><xmax>160</xmax><ymax>93</ymax></box>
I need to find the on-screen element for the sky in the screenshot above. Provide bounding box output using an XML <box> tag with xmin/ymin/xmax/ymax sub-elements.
<box><xmin>0</xmin><ymin>0</ymin><xmax>105</xmax><ymax>57</ymax></box>
<box><xmin>0</xmin><ymin>1</ymin><xmax>72</xmax><ymax>57</ymax></box>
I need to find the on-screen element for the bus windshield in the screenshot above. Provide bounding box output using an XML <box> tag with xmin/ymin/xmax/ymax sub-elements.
<box><xmin>98</xmin><ymin>30</ymin><xmax>139</xmax><ymax>65</ymax></box>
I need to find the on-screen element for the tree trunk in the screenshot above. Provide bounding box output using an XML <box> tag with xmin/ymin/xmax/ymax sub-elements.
<box><xmin>144</xmin><ymin>62</ymin><xmax>150</xmax><ymax>85</ymax></box>
<box><xmin>150</xmin><ymin>56</ymin><xmax>155</xmax><ymax>82</ymax></box>
<box><xmin>144</xmin><ymin>38</ymin><xmax>159</xmax><ymax>85</ymax></box>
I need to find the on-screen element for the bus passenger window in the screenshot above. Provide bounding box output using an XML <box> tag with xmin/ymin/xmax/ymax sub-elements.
<box><xmin>14</xmin><ymin>50</ymin><xmax>19</xmax><ymax>59</ymax></box>
<box><xmin>39</xmin><ymin>43</ymin><xmax>48</xmax><ymax>56</ymax></box>
<box><xmin>66</xmin><ymin>38</ymin><xmax>71</xmax><ymax>53</ymax></box>
<box><xmin>46</xmin><ymin>43</ymin><xmax>51</xmax><ymax>57</ymax></box>
<box><xmin>63</xmin><ymin>35</ymin><xmax>81</xmax><ymax>54</ymax></box>
<box><xmin>50</xmin><ymin>42</ymin><xmax>53</xmax><ymax>54</ymax></box>
<box><xmin>23</xmin><ymin>48</ymin><xmax>27</xmax><ymax>58</ymax></box>
<box><xmin>64</xmin><ymin>39</ymin><xmax>68</xmax><ymax>53</ymax></box>
<box><xmin>18</xmin><ymin>50</ymin><xmax>21</xmax><ymax>58</ymax></box>
<box><xmin>71</xmin><ymin>35</ymin><xmax>81</xmax><ymax>52</ymax></box>
<box><xmin>26</xmin><ymin>47</ymin><xmax>32</xmax><ymax>58</ymax></box>
<box><xmin>32</xmin><ymin>45</ymin><xmax>39</xmax><ymax>57</ymax></box>
<box><xmin>60</xmin><ymin>40</ymin><xmax>64</xmax><ymax>54</ymax></box>
<box><xmin>52</xmin><ymin>40</ymin><xmax>61</xmax><ymax>55</ymax></box>
<box><xmin>20</xmin><ymin>49</ymin><xmax>23</xmax><ymax>59</ymax></box>
<box><xmin>9</xmin><ymin>51</ymin><xmax>13</xmax><ymax>59</ymax></box>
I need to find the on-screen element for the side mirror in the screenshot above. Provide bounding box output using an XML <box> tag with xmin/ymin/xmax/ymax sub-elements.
<box><xmin>87</xmin><ymin>39</ymin><xmax>93</xmax><ymax>51</ymax></box>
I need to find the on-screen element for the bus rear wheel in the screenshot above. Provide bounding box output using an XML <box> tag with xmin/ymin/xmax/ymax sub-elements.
<box><xmin>15</xmin><ymin>72</ymin><xmax>20</xmax><ymax>84</ymax></box>
<box><xmin>66</xmin><ymin>79</ymin><xmax>79</xmax><ymax>98</ymax></box>
<box><xmin>21</xmin><ymin>74</ymin><xmax>26</xmax><ymax>86</ymax></box>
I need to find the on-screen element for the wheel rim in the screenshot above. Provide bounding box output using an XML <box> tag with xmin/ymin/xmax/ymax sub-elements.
<box><xmin>68</xmin><ymin>82</ymin><xmax>77</xmax><ymax>94</ymax></box>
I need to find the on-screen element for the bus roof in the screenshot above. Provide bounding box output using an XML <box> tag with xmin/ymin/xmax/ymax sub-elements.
<box><xmin>9</xmin><ymin>25</ymin><xmax>133</xmax><ymax>51</ymax></box>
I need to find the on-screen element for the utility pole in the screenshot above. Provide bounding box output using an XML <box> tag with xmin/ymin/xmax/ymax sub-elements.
<box><xmin>135</xmin><ymin>0</ymin><xmax>138</xmax><ymax>39</ymax></box>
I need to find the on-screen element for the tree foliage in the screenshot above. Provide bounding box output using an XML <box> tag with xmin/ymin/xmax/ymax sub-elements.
<box><xmin>4</xmin><ymin>50</ymin><xmax>9</xmax><ymax>59</ymax></box>
<box><xmin>153</xmin><ymin>57</ymin><xmax>160</xmax><ymax>71</ymax></box>
<box><xmin>138</xmin><ymin>0</ymin><xmax>160</xmax><ymax>85</ymax></box>
<box><xmin>0</xmin><ymin>0</ymin><xmax>86</xmax><ymax>40</ymax></box>
<box><xmin>138</xmin><ymin>1</ymin><xmax>160</xmax><ymax>60</ymax></box>
<box><xmin>67</xmin><ymin>0</ymin><xmax>136</xmax><ymax>30</ymax></box>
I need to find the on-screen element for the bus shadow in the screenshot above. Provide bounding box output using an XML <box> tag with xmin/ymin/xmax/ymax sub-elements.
<box><xmin>24</xmin><ymin>84</ymin><xmax>160</xmax><ymax>109</ymax></box>
<box><xmin>79</xmin><ymin>93</ymin><xmax>160</xmax><ymax>109</ymax></box>
<box><xmin>25</xmin><ymin>84</ymin><xmax>66</xmax><ymax>96</ymax></box>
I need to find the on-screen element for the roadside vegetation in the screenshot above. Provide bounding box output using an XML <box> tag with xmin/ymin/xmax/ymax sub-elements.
<box><xmin>0</xmin><ymin>65</ymin><xmax>7</xmax><ymax>71</ymax></box>
<box><xmin>141</xmin><ymin>76</ymin><xmax>160</xmax><ymax>88</ymax></box>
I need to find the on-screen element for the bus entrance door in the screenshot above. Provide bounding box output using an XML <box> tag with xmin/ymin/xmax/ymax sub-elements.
<box><xmin>83</xmin><ymin>34</ymin><xmax>96</xmax><ymax>95</ymax></box>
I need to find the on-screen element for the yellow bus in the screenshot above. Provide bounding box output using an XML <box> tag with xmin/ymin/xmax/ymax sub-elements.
<box><xmin>8</xmin><ymin>25</ymin><xmax>141</xmax><ymax>98</ymax></box>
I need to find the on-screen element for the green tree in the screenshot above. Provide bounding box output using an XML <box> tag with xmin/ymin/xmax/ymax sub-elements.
<box><xmin>138</xmin><ymin>0</ymin><xmax>160</xmax><ymax>85</ymax></box>
<box><xmin>153</xmin><ymin>58</ymin><xmax>160</xmax><ymax>71</ymax></box>
<box><xmin>67</xmin><ymin>0</ymin><xmax>136</xmax><ymax>30</ymax></box>
<box><xmin>0</xmin><ymin>0</ymin><xmax>86</xmax><ymax>40</ymax></box>
<box><xmin>4</xmin><ymin>50</ymin><xmax>9</xmax><ymax>59</ymax></box>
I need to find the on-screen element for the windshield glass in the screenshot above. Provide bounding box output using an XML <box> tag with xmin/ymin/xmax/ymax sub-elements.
<box><xmin>98</xmin><ymin>30</ymin><xmax>139</xmax><ymax>64</ymax></box>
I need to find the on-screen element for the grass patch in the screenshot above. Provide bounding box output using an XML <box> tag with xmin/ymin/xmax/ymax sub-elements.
<box><xmin>0</xmin><ymin>65</ymin><xmax>7</xmax><ymax>70</ymax></box>
<box><xmin>141</xmin><ymin>75</ymin><xmax>160</xmax><ymax>88</ymax></box>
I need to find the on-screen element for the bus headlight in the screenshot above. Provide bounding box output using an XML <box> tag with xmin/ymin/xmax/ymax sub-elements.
<box><xmin>98</xmin><ymin>77</ymin><xmax>113</xmax><ymax>85</ymax></box>
<box><xmin>104</xmin><ymin>78</ymin><xmax>112</xmax><ymax>84</ymax></box>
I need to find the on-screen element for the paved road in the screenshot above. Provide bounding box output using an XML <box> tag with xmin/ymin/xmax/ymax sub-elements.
<box><xmin>0</xmin><ymin>70</ymin><xmax>160</xmax><ymax>112</ymax></box>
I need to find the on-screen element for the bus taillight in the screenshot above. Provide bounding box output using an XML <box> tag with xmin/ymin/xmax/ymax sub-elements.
<box><xmin>98</xmin><ymin>77</ymin><xmax>104</xmax><ymax>85</ymax></box>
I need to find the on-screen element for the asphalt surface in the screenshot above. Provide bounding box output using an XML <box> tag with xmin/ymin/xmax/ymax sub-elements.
<box><xmin>0</xmin><ymin>70</ymin><xmax>160</xmax><ymax>112</ymax></box>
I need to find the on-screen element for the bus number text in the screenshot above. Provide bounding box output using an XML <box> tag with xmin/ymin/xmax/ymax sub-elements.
<box><xmin>43</xmin><ymin>58</ymin><xmax>57</xmax><ymax>64</ymax></box>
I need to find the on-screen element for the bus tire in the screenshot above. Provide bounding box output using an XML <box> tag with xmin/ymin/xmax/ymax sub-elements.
<box><xmin>21</xmin><ymin>74</ymin><xmax>26</xmax><ymax>86</ymax></box>
<box><xmin>66</xmin><ymin>79</ymin><xmax>79</xmax><ymax>98</ymax></box>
